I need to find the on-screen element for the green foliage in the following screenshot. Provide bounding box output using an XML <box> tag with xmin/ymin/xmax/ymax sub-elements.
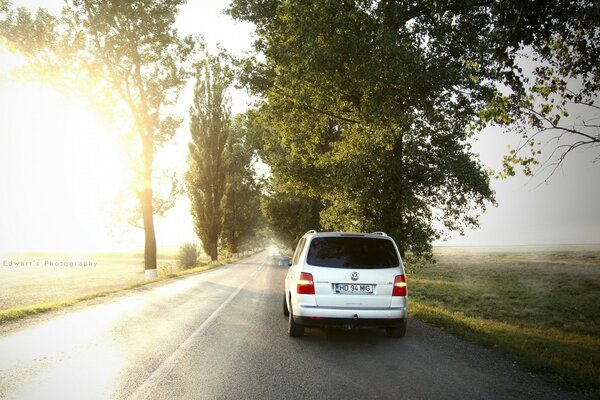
<box><xmin>230</xmin><ymin>0</ymin><xmax>600</xmax><ymax>250</ymax></box>
<box><xmin>221</xmin><ymin>114</ymin><xmax>265</xmax><ymax>253</ymax></box>
<box><xmin>178</xmin><ymin>242</ymin><xmax>200</xmax><ymax>268</ymax></box>
<box><xmin>0</xmin><ymin>3</ymin><xmax>57</xmax><ymax>56</ymax></box>
<box><xmin>230</xmin><ymin>0</ymin><xmax>500</xmax><ymax>255</ymax></box>
<box><xmin>499</xmin><ymin>144</ymin><xmax>541</xmax><ymax>179</ymax></box>
<box><xmin>402</xmin><ymin>251</ymin><xmax>435</xmax><ymax>276</ymax></box>
<box><xmin>186</xmin><ymin>54</ymin><xmax>231</xmax><ymax>261</ymax></box>
<box><xmin>261</xmin><ymin>188</ymin><xmax>323</xmax><ymax>250</ymax></box>
<box><xmin>474</xmin><ymin>0</ymin><xmax>599</xmax><ymax>178</ymax></box>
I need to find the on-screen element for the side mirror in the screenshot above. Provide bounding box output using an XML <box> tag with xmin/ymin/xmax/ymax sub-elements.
<box><xmin>278</xmin><ymin>258</ymin><xmax>292</xmax><ymax>268</ymax></box>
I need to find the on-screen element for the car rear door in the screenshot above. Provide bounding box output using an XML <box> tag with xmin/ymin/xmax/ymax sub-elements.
<box><xmin>305</xmin><ymin>235</ymin><xmax>402</xmax><ymax>309</ymax></box>
<box><xmin>311</xmin><ymin>266</ymin><xmax>397</xmax><ymax>308</ymax></box>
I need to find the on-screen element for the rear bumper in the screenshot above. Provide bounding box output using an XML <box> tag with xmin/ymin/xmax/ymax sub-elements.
<box><xmin>293</xmin><ymin>302</ymin><xmax>407</xmax><ymax>328</ymax></box>
<box><xmin>294</xmin><ymin>315</ymin><xmax>405</xmax><ymax>328</ymax></box>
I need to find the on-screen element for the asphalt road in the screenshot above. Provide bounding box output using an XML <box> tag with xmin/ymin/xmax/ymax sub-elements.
<box><xmin>0</xmin><ymin>251</ymin><xmax>582</xmax><ymax>400</ymax></box>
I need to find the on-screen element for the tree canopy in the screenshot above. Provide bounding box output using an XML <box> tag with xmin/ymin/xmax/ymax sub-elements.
<box><xmin>229</xmin><ymin>0</ymin><xmax>599</xmax><ymax>253</ymax></box>
<box><xmin>230</xmin><ymin>0</ymin><xmax>503</xmax><ymax>254</ymax></box>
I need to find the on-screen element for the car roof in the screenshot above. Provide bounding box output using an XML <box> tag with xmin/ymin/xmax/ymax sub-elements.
<box><xmin>302</xmin><ymin>231</ymin><xmax>392</xmax><ymax>240</ymax></box>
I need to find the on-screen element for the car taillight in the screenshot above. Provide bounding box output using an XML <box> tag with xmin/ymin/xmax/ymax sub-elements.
<box><xmin>392</xmin><ymin>274</ymin><xmax>407</xmax><ymax>296</ymax></box>
<box><xmin>297</xmin><ymin>272</ymin><xmax>315</xmax><ymax>295</ymax></box>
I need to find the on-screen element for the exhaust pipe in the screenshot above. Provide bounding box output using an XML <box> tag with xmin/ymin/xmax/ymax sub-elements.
<box><xmin>344</xmin><ymin>314</ymin><xmax>359</xmax><ymax>331</ymax></box>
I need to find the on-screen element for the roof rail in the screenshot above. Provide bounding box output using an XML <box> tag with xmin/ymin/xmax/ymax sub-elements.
<box><xmin>305</xmin><ymin>230</ymin><xmax>317</xmax><ymax>235</ymax></box>
<box><xmin>372</xmin><ymin>231</ymin><xmax>387</xmax><ymax>236</ymax></box>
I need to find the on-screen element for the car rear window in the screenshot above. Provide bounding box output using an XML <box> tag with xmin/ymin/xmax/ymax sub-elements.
<box><xmin>306</xmin><ymin>236</ymin><xmax>400</xmax><ymax>269</ymax></box>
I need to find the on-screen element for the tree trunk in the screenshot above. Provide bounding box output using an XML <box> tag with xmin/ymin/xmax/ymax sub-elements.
<box><xmin>231</xmin><ymin>233</ymin><xmax>238</xmax><ymax>255</ymax></box>
<box><xmin>142</xmin><ymin>135</ymin><xmax>157</xmax><ymax>278</ymax></box>
<box><xmin>399</xmin><ymin>246</ymin><xmax>406</xmax><ymax>260</ymax></box>
<box><xmin>142</xmin><ymin>188</ymin><xmax>157</xmax><ymax>271</ymax></box>
<box><xmin>210</xmin><ymin>243</ymin><xmax>218</xmax><ymax>262</ymax></box>
<box><xmin>394</xmin><ymin>132</ymin><xmax>405</xmax><ymax>260</ymax></box>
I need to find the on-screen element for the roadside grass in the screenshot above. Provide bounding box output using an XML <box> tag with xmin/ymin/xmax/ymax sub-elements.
<box><xmin>0</xmin><ymin>255</ymin><xmax>244</xmax><ymax>324</ymax></box>
<box><xmin>0</xmin><ymin>300</ymin><xmax>80</xmax><ymax>323</ymax></box>
<box><xmin>408</xmin><ymin>247</ymin><xmax>600</xmax><ymax>397</ymax></box>
<box><xmin>0</xmin><ymin>282</ymin><xmax>156</xmax><ymax>324</ymax></box>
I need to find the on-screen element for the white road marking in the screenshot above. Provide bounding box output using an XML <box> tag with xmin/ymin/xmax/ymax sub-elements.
<box><xmin>252</xmin><ymin>259</ymin><xmax>266</xmax><ymax>276</ymax></box>
<box><xmin>128</xmin><ymin>279</ymin><xmax>250</xmax><ymax>400</ymax></box>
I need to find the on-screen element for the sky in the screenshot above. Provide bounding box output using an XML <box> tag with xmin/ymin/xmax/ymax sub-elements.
<box><xmin>0</xmin><ymin>0</ymin><xmax>598</xmax><ymax>253</ymax></box>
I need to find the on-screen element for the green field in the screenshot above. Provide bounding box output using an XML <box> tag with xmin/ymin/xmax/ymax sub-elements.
<box><xmin>409</xmin><ymin>245</ymin><xmax>600</xmax><ymax>397</ymax></box>
<box><xmin>0</xmin><ymin>249</ymin><xmax>222</xmax><ymax>322</ymax></box>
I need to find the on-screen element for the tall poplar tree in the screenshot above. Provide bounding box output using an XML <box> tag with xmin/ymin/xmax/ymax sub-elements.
<box><xmin>221</xmin><ymin>115</ymin><xmax>263</xmax><ymax>254</ymax></box>
<box><xmin>187</xmin><ymin>55</ymin><xmax>231</xmax><ymax>261</ymax></box>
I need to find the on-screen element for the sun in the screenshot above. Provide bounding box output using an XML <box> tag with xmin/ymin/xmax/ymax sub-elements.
<box><xmin>0</xmin><ymin>48</ymin><xmax>132</xmax><ymax>253</ymax></box>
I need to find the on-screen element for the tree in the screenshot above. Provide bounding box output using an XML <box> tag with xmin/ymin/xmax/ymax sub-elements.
<box><xmin>230</xmin><ymin>0</ymin><xmax>599</xmax><ymax>253</ymax></box>
<box><xmin>240</xmin><ymin>107</ymin><xmax>324</xmax><ymax>250</ymax></box>
<box><xmin>1</xmin><ymin>0</ymin><xmax>196</xmax><ymax>277</ymax></box>
<box><xmin>477</xmin><ymin>0</ymin><xmax>599</xmax><ymax>179</ymax></box>
<box><xmin>186</xmin><ymin>55</ymin><xmax>231</xmax><ymax>261</ymax></box>
<box><xmin>261</xmin><ymin>188</ymin><xmax>323</xmax><ymax>250</ymax></box>
<box><xmin>221</xmin><ymin>114</ymin><xmax>264</xmax><ymax>254</ymax></box>
<box><xmin>229</xmin><ymin>0</ymin><xmax>498</xmax><ymax>255</ymax></box>
<box><xmin>68</xmin><ymin>0</ymin><xmax>195</xmax><ymax>277</ymax></box>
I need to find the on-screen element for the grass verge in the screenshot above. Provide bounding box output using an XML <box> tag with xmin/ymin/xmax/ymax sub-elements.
<box><xmin>411</xmin><ymin>301</ymin><xmax>599</xmax><ymax>397</ymax></box>
<box><xmin>408</xmin><ymin>247</ymin><xmax>600</xmax><ymax>398</ymax></box>
<box><xmin>0</xmin><ymin>258</ymin><xmax>236</xmax><ymax>324</ymax></box>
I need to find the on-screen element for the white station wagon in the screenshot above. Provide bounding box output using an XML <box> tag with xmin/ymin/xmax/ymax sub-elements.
<box><xmin>281</xmin><ymin>231</ymin><xmax>408</xmax><ymax>338</ymax></box>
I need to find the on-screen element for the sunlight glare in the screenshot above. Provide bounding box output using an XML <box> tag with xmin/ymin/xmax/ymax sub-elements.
<box><xmin>0</xmin><ymin>65</ymin><xmax>131</xmax><ymax>252</ymax></box>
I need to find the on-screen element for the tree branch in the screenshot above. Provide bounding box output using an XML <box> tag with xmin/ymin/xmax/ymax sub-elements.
<box><xmin>525</xmin><ymin>106</ymin><xmax>600</xmax><ymax>143</ymax></box>
<box><xmin>271</xmin><ymin>84</ymin><xmax>360</xmax><ymax>124</ymax></box>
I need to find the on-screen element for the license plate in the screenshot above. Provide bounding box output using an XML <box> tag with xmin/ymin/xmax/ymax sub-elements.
<box><xmin>334</xmin><ymin>283</ymin><xmax>374</xmax><ymax>295</ymax></box>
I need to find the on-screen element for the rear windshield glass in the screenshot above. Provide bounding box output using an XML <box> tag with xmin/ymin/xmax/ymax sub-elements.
<box><xmin>306</xmin><ymin>237</ymin><xmax>400</xmax><ymax>269</ymax></box>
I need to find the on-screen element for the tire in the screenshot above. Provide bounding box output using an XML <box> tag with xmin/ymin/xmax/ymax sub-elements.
<box><xmin>386</xmin><ymin>319</ymin><xmax>407</xmax><ymax>338</ymax></box>
<box><xmin>288</xmin><ymin>303</ymin><xmax>304</xmax><ymax>337</ymax></box>
<box><xmin>283</xmin><ymin>293</ymin><xmax>290</xmax><ymax>317</ymax></box>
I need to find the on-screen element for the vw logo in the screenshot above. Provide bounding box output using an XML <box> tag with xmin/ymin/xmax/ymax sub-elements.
<box><xmin>350</xmin><ymin>272</ymin><xmax>359</xmax><ymax>281</ymax></box>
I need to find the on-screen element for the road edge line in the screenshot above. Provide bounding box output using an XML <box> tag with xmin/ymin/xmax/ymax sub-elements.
<box><xmin>128</xmin><ymin>279</ymin><xmax>250</xmax><ymax>400</ymax></box>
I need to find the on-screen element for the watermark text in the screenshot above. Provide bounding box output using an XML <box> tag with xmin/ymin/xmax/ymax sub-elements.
<box><xmin>1</xmin><ymin>259</ymin><xmax>98</xmax><ymax>268</ymax></box>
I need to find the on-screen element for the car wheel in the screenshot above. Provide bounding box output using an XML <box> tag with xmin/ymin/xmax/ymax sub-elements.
<box><xmin>288</xmin><ymin>303</ymin><xmax>304</xmax><ymax>337</ymax></box>
<box><xmin>386</xmin><ymin>319</ymin><xmax>407</xmax><ymax>338</ymax></box>
<box><xmin>283</xmin><ymin>293</ymin><xmax>290</xmax><ymax>317</ymax></box>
